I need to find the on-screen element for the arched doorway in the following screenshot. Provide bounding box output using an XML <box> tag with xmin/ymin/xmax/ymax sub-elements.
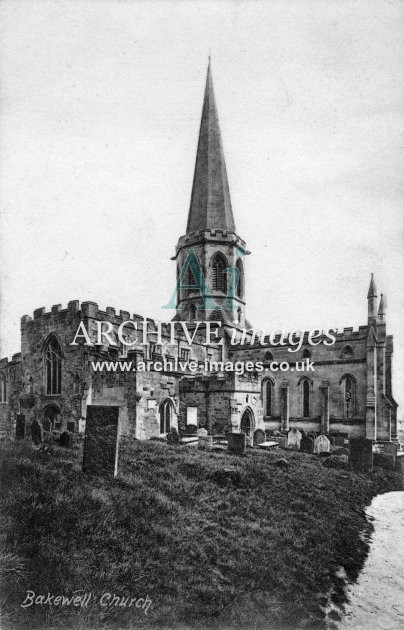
<box><xmin>240</xmin><ymin>407</ymin><xmax>254</xmax><ymax>437</ymax></box>
<box><xmin>43</xmin><ymin>404</ymin><xmax>62</xmax><ymax>432</ymax></box>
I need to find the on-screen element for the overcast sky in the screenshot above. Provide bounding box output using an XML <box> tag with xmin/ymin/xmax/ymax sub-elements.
<box><xmin>1</xmin><ymin>0</ymin><xmax>403</xmax><ymax>416</ymax></box>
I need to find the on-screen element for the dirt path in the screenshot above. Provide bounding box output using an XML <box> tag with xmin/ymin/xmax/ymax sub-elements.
<box><xmin>338</xmin><ymin>491</ymin><xmax>404</xmax><ymax>629</ymax></box>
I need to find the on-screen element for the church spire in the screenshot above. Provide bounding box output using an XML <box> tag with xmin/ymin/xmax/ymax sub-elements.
<box><xmin>186</xmin><ymin>60</ymin><xmax>236</xmax><ymax>234</ymax></box>
<box><xmin>367</xmin><ymin>273</ymin><xmax>378</xmax><ymax>323</ymax></box>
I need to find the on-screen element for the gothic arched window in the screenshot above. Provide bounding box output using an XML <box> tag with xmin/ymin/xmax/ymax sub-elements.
<box><xmin>0</xmin><ymin>373</ymin><xmax>6</xmax><ymax>403</ymax></box>
<box><xmin>262</xmin><ymin>379</ymin><xmax>273</xmax><ymax>417</ymax></box>
<box><xmin>342</xmin><ymin>374</ymin><xmax>356</xmax><ymax>418</ymax></box>
<box><xmin>45</xmin><ymin>336</ymin><xmax>62</xmax><ymax>395</ymax></box>
<box><xmin>160</xmin><ymin>399</ymin><xmax>172</xmax><ymax>434</ymax></box>
<box><xmin>264</xmin><ymin>351</ymin><xmax>273</xmax><ymax>363</ymax></box>
<box><xmin>301</xmin><ymin>378</ymin><xmax>310</xmax><ymax>418</ymax></box>
<box><xmin>342</xmin><ymin>345</ymin><xmax>354</xmax><ymax>359</ymax></box>
<box><xmin>211</xmin><ymin>254</ymin><xmax>227</xmax><ymax>293</ymax></box>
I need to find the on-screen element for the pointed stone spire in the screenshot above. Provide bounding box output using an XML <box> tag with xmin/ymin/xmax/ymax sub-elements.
<box><xmin>367</xmin><ymin>273</ymin><xmax>377</xmax><ymax>298</ymax></box>
<box><xmin>378</xmin><ymin>293</ymin><xmax>386</xmax><ymax>321</ymax></box>
<box><xmin>367</xmin><ymin>273</ymin><xmax>378</xmax><ymax>322</ymax></box>
<box><xmin>186</xmin><ymin>60</ymin><xmax>235</xmax><ymax>234</ymax></box>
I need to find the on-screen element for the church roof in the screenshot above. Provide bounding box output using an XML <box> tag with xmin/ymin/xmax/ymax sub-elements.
<box><xmin>186</xmin><ymin>60</ymin><xmax>236</xmax><ymax>235</ymax></box>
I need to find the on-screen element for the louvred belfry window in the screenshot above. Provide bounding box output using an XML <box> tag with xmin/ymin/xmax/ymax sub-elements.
<box><xmin>212</xmin><ymin>255</ymin><xmax>227</xmax><ymax>293</ymax></box>
<box><xmin>45</xmin><ymin>337</ymin><xmax>62</xmax><ymax>395</ymax></box>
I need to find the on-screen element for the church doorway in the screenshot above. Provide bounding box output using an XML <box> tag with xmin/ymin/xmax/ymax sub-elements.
<box><xmin>240</xmin><ymin>407</ymin><xmax>254</xmax><ymax>437</ymax></box>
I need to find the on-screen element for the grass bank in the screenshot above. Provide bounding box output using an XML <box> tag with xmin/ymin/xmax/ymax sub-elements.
<box><xmin>0</xmin><ymin>439</ymin><xmax>400</xmax><ymax>630</ymax></box>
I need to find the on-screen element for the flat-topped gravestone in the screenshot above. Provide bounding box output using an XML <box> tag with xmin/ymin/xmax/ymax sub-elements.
<box><xmin>253</xmin><ymin>429</ymin><xmax>265</xmax><ymax>446</ymax></box>
<box><xmin>197</xmin><ymin>427</ymin><xmax>208</xmax><ymax>437</ymax></box>
<box><xmin>314</xmin><ymin>435</ymin><xmax>330</xmax><ymax>455</ymax></box>
<box><xmin>83</xmin><ymin>406</ymin><xmax>119</xmax><ymax>477</ymax></box>
<box><xmin>16</xmin><ymin>414</ymin><xmax>25</xmax><ymax>439</ymax></box>
<box><xmin>198</xmin><ymin>435</ymin><xmax>213</xmax><ymax>451</ymax></box>
<box><xmin>228</xmin><ymin>433</ymin><xmax>246</xmax><ymax>455</ymax></box>
<box><xmin>287</xmin><ymin>429</ymin><xmax>302</xmax><ymax>450</ymax></box>
<box><xmin>79</xmin><ymin>417</ymin><xmax>86</xmax><ymax>434</ymax></box>
<box><xmin>300</xmin><ymin>435</ymin><xmax>314</xmax><ymax>453</ymax></box>
<box><xmin>60</xmin><ymin>430</ymin><xmax>73</xmax><ymax>449</ymax></box>
<box><xmin>30</xmin><ymin>418</ymin><xmax>42</xmax><ymax>444</ymax></box>
<box><xmin>349</xmin><ymin>438</ymin><xmax>373</xmax><ymax>473</ymax></box>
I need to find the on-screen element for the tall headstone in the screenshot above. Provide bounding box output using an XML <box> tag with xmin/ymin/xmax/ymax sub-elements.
<box><xmin>349</xmin><ymin>438</ymin><xmax>373</xmax><ymax>473</ymax></box>
<box><xmin>228</xmin><ymin>433</ymin><xmax>246</xmax><ymax>455</ymax></box>
<box><xmin>30</xmin><ymin>419</ymin><xmax>42</xmax><ymax>445</ymax></box>
<box><xmin>314</xmin><ymin>435</ymin><xmax>330</xmax><ymax>455</ymax></box>
<box><xmin>287</xmin><ymin>428</ymin><xmax>302</xmax><ymax>450</ymax></box>
<box><xmin>300</xmin><ymin>435</ymin><xmax>314</xmax><ymax>453</ymax></box>
<box><xmin>16</xmin><ymin>414</ymin><xmax>25</xmax><ymax>439</ymax></box>
<box><xmin>335</xmin><ymin>435</ymin><xmax>345</xmax><ymax>448</ymax></box>
<box><xmin>83</xmin><ymin>406</ymin><xmax>119</xmax><ymax>477</ymax></box>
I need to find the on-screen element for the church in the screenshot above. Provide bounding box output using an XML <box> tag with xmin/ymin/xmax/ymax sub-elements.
<box><xmin>0</xmin><ymin>62</ymin><xmax>398</xmax><ymax>446</ymax></box>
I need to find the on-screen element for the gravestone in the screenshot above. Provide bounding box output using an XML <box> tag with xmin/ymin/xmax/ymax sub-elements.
<box><xmin>30</xmin><ymin>418</ymin><xmax>42</xmax><ymax>444</ymax></box>
<box><xmin>335</xmin><ymin>435</ymin><xmax>345</xmax><ymax>448</ymax></box>
<box><xmin>82</xmin><ymin>406</ymin><xmax>119</xmax><ymax>477</ymax></box>
<box><xmin>314</xmin><ymin>435</ymin><xmax>331</xmax><ymax>455</ymax></box>
<box><xmin>374</xmin><ymin>442</ymin><xmax>398</xmax><ymax>470</ymax></box>
<box><xmin>78</xmin><ymin>417</ymin><xmax>86</xmax><ymax>434</ymax></box>
<box><xmin>198</xmin><ymin>435</ymin><xmax>213</xmax><ymax>451</ymax></box>
<box><xmin>272</xmin><ymin>436</ymin><xmax>287</xmax><ymax>449</ymax></box>
<box><xmin>245</xmin><ymin>436</ymin><xmax>253</xmax><ymax>448</ymax></box>
<box><xmin>60</xmin><ymin>430</ymin><xmax>73</xmax><ymax>449</ymax></box>
<box><xmin>15</xmin><ymin>414</ymin><xmax>25</xmax><ymax>439</ymax></box>
<box><xmin>67</xmin><ymin>421</ymin><xmax>75</xmax><ymax>433</ymax></box>
<box><xmin>349</xmin><ymin>438</ymin><xmax>373</xmax><ymax>473</ymax></box>
<box><xmin>287</xmin><ymin>429</ymin><xmax>302</xmax><ymax>450</ymax></box>
<box><xmin>197</xmin><ymin>427</ymin><xmax>208</xmax><ymax>437</ymax></box>
<box><xmin>253</xmin><ymin>429</ymin><xmax>266</xmax><ymax>446</ymax></box>
<box><xmin>325</xmin><ymin>435</ymin><xmax>336</xmax><ymax>449</ymax></box>
<box><xmin>300</xmin><ymin>435</ymin><xmax>314</xmax><ymax>453</ymax></box>
<box><xmin>228</xmin><ymin>432</ymin><xmax>246</xmax><ymax>456</ymax></box>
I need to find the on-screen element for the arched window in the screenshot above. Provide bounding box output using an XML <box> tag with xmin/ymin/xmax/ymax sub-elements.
<box><xmin>160</xmin><ymin>399</ymin><xmax>172</xmax><ymax>434</ymax></box>
<box><xmin>342</xmin><ymin>345</ymin><xmax>354</xmax><ymax>359</ymax></box>
<box><xmin>262</xmin><ymin>379</ymin><xmax>273</xmax><ymax>417</ymax></box>
<box><xmin>236</xmin><ymin>259</ymin><xmax>243</xmax><ymax>298</ymax></box>
<box><xmin>342</xmin><ymin>374</ymin><xmax>356</xmax><ymax>418</ymax></box>
<box><xmin>302</xmin><ymin>378</ymin><xmax>310</xmax><ymax>418</ymax></box>
<box><xmin>264</xmin><ymin>351</ymin><xmax>273</xmax><ymax>363</ymax></box>
<box><xmin>0</xmin><ymin>373</ymin><xmax>6</xmax><ymax>403</ymax></box>
<box><xmin>302</xmin><ymin>348</ymin><xmax>311</xmax><ymax>359</ymax></box>
<box><xmin>211</xmin><ymin>254</ymin><xmax>227</xmax><ymax>293</ymax></box>
<box><xmin>45</xmin><ymin>336</ymin><xmax>62</xmax><ymax>395</ymax></box>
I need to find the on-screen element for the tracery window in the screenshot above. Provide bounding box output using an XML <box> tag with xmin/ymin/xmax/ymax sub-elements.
<box><xmin>45</xmin><ymin>337</ymin><xmax>62</xmax><ymax>395</ymax></box>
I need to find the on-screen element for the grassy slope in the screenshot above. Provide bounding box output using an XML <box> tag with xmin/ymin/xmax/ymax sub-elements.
<box><xmin>0</xmin><ymin>439</ymin><xmax>400</xmax><ymax>630</ymax></box>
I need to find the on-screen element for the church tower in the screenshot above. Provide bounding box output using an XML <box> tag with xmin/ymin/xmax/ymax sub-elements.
<box><xmin>173</xmin><ymin>60</ymin><xmax>248</xmax><ymax>326</ymax></box>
